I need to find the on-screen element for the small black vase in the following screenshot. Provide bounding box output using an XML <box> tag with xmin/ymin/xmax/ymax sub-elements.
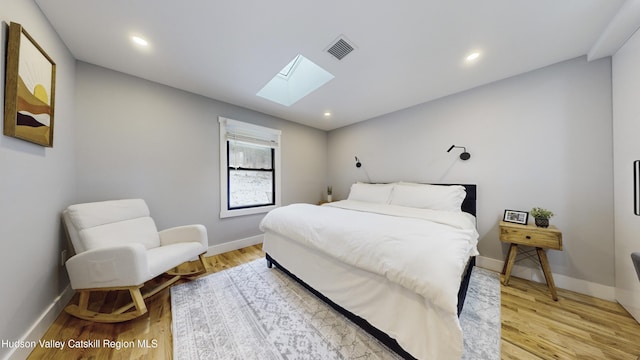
<box><xmin>535</xmin><ymin>218</ymin><xmax>549</xmax><ymax>228</ymax></box>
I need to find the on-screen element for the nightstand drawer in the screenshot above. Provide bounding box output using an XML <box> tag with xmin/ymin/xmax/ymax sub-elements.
<box><xmin>500</xmin><ymin>225</ymin><xmax>562</xmax><ymax>250</ymax></box>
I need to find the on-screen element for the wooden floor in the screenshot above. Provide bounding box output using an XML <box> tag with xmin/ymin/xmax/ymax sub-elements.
<box><xmin>501</xmin><ymin>276</ymin><xmax>640</xmax><ymax>359</ymax></box>
<box><xmin>28</xmin><ymin>245</ymin><xmax>640</xmax><ymax>360</ymax></box>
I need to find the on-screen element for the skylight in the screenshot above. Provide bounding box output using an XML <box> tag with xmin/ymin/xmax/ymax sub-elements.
<box><xmin>257</xmin><ymin>54</ymin><xmax>334</xmax><ymax>107</ymax></box>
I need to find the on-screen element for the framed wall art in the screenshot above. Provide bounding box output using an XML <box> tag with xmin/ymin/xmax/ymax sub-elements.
<box><xmin>503</xmin><ymin>209</ymin><xmax>529</xmax><ymax>225</ymax></box>
<box><xmin>4</xmin><ymin>22</ymin><xmax>56</xmax><ymax>147</ymax></box>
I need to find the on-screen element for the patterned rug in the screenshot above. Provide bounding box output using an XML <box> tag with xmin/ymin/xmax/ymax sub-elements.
<box><xmin>171</xmin><ymin>259</ymin><xmax>500</xmax><ymax>360</ymax></box>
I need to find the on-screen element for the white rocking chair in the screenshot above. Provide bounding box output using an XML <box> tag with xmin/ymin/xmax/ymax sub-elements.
<box><xmin>62</xmin><ymin>199</ymin><xmax>208</xmax><ymax>322</ymax></box>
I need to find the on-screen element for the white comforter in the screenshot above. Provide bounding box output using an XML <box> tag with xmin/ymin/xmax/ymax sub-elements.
<box><xmin>259</xmin><ymin>200</ymin><xmax>479</xmax><ymax>316</ymax></box>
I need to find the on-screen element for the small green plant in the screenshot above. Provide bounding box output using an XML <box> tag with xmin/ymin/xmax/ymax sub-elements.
<box><xmin>327</xmin><ymin>186</ymin><xmax>333</xmax><ymax>195</ymax></box>
<box><xmin>531</xmin><ymin>207</ymin><xmax>554</xmax><ymax>219</ymax></box>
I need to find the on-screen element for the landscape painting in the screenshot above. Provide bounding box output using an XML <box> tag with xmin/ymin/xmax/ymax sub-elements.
<box><xmin>4</xmin><ymin>22</ymin><xmax>56</xmax><ymax>147</ymax></box>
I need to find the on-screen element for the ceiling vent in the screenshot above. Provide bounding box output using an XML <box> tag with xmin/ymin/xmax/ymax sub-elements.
<box><xmin>326</xmin><ymin>35</ymin><xmax>355</xmax><ymax>60</ymax></box>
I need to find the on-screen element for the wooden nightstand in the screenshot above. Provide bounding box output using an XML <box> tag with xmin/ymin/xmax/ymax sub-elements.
<box><xmin>499</xmin><ymin>220</ymin><xmax>563</xmax><ymax>300</ymax></box>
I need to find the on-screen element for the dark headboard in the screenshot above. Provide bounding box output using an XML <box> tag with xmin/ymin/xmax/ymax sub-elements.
<box><xmin>460</xmin><ymin>184</ymin><xmax>477</xmax><ymax>216</ymax></box>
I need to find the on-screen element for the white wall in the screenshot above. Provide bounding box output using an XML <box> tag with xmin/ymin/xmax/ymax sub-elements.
<box><xmin>0</xmin><ymin>1</ymin><xmax>77</xmax><ymax>359</ymax></box>
<box><xmin>328</xmin><ymin>56</ymin><xmax>614</xmax><ymax>291</ymax></box>
<box><xmin>74</xmin><ymin>62</ymin><xmax>327</xmax><ymax>246</ymax></box>
<box><xmin>612</xmin><ymin>28</ymin><xmax>640</xmax><ymax>321</ymax></box>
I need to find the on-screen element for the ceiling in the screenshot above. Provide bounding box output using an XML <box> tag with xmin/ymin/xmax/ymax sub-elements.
<box><xmin>35</xmin><ymin>0</ymin><xmax>626</xmax><ymax>131</ymax></box>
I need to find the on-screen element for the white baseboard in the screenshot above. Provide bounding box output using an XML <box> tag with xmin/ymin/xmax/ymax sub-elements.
<box><xmin>476</xmin><ymin>256</ymin><xmax>616</xmax><ymax>301</ymax></box>
<box><xmin>3</xmin><ymin>285</ymin><xmax>74</xmax><ymax>360</ymax></box>
<box><xmin>205</xmin><ymin>234</ymin><xmax>264</xmax><ymax>256</ymax></box>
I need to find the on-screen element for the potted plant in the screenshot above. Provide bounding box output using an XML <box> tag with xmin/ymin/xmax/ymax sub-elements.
<box><xmin>531</xmin><ymin>207</ymin><xmax>554</xmax><ymax>228</ymax></box>
<box><xmin>327</xmin><ymin>186</ymin><xmax>333</xmax><ymax>202</ymax></box>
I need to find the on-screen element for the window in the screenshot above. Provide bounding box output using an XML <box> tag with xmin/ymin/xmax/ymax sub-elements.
<box><xmin>219</xmin><ymin>117</ymin><xmax>281</xmax><ymax>218</ymax></box>
<box><xmin>228</xmin><ymin>141</ymin><xmax>274</xmax><ymax>209</ymax></box>
<box><xmin>256</xmin><ymin>54</ymin><xmax>334</xmax><ymax>107</ymax></box>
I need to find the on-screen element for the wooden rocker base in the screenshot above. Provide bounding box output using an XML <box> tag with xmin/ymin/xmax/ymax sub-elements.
<box><xmin>65</xmin><ymin>253</ymin><xmax>208</xmax><ymax>323</ymax></box>
<box><xmin>65</xmin><ymin>274</ymin><xmax>181</xmax><ymax>323</ymax></box>
<box><xmin>166</xmin><ymin>253</ymin><xmax>209</xmax><ymax>278</ymax></box>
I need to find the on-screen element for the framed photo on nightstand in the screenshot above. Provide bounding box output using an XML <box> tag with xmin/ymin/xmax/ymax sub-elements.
<box><xmin>503</xmin><ymin>209</ymin><xmax>529</xmax><ymax>225</ymax></box>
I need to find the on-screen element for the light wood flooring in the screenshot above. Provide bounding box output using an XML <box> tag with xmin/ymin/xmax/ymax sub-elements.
<box><xmin>28</xmin><ymin>245</ymin><xmax>640</xmax><ymax>359</ymax></box>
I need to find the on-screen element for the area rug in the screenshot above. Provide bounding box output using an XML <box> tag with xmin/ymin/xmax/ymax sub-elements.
<box><xmin>171</xmin><ymin>259</ymin><xmax>500</xmax><ymax>360</ymax></box>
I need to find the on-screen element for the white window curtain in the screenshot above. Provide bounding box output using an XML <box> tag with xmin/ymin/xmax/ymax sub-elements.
<box><xmin>223</xmin><ymin>120</ymin><xmax>280</xmax><ymax>148</ymax></box>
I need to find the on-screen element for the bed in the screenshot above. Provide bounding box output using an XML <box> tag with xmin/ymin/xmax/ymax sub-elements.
<box><xmin>259</xmin><ymin>183</ymin><xmax>479</xmax><ymax>360</ymax></box>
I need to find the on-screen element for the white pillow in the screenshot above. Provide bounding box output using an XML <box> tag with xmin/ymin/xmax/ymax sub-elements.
<box><xmin>390</xmin><ymin>183</ymin><xmax>466</xmax><ymax>212</ymax></box>
<box><xmin>347</xmin><ymin>183</ymin><xmax>394</xmax><ymax>204</ymax></box>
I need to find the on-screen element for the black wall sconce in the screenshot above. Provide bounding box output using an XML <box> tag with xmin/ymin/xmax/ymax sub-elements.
<box><xmin>447</xmin><ymin>145</ymin><xmax>471</xmax><ymax>160</ymax></box>
<box><xmin>354</xmin><ymin>156</ymin><xmax>371</xmax><ymax>182</ymax></box>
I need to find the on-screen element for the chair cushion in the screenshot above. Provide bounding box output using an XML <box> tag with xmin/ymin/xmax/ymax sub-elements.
<box><xmin>65</xmin><ymin>199</ymin><xmax>161</xmax><ymax>252</ymax></box>
<box><xmin>80</xmin><ymin>217</ymin><xmax>161</xmax><ymax>251</ymax></box>
<box><xmin>146</xmin><ymin>242</ymin><xmax>206</xmax><ymax>277</ymax></box>
<box><xmin>65</xmin><ymin>199</ymin><xmax>150</xmax><ymax>230</ymax></box>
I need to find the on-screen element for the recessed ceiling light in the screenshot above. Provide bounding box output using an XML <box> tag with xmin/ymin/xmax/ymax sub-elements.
<box><xmin>324</xmin><ymin>112</ymin><xmax>332</xmax><ymax>117</ymax></box>
<box><xmin>465</xmin><ymin>52</ymin><xmax>480</xmax><ymax>62</ymax></box>
<box><xmin>131</xmin><ymin>36</ymin><xmax>149</xmax><ymax>47</ymax></box>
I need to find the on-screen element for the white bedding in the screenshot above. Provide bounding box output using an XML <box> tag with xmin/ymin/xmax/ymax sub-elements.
<box><xmin>260</xmin><ymin>200</ymin><xmax>478</xmax><ymax>312</ymax></box>
<box><xmin>259</xmin><ymin>200</ymin><xmax>480</xmax><ymax>359</ymax></box>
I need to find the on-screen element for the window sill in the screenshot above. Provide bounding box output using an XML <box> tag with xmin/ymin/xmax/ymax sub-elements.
<box><xmin>220</xmin><ymin>204</ymin><xmax>278</xmax><ymax>218</ymax></box>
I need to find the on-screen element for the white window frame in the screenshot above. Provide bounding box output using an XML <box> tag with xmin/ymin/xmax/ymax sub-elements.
<box><xmin>219</xmin><ymin>116</ymin><xmax>281</xmax><ymax>218</ymax></box>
